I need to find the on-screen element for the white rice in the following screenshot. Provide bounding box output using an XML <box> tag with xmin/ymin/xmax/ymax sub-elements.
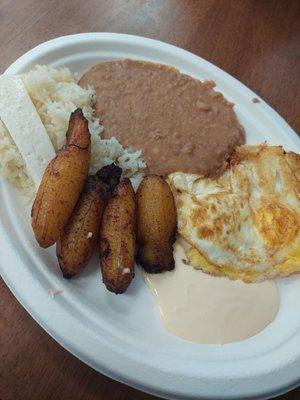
<box><xmin>0</xmin><ymin>65</ymin><xmax>146</xmax><ymax>198</ymax></box>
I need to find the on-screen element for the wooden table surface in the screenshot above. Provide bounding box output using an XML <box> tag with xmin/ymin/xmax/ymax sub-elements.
<box><xmin>0</xmin><ymin>1</ymin><xmax>299</xmax><ymax>399</ymax></box>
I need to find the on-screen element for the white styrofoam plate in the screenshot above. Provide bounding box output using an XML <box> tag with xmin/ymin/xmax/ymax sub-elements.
<box><xmin>1</xmin><ymin>33</ymin><xmax>300</xmax><ymax>400</ymax></box>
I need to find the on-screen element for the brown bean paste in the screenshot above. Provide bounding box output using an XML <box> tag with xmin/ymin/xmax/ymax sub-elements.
<box><xmin>79</xmin><ymin>59</ymin><xmax>245</xmax><ymax>176</ymax></box>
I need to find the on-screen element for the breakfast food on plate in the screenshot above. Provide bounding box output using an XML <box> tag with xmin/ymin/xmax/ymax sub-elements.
<box><xmin>2</xmin><ymin>58</ymin><xmax>299</xmax><ymax>345</ymax></box>
<box><xmin>79</xmin><ymin>59</ymin><xmax>245</xmax><ymax>177</ymax></box>
<box><xmin>0</xmin><ymin>65</ymin><xmax>146</xmax><ymax>197</ymax></box>
<box><xmin>168</xmin><ymin>144</ymin><xmax>300</xmax><ymax>283</ymax></box>
<box><xmin>57</xmin><ymin>164</ymin><xmax>122</xmax><ymax>278</ymax></box>
<box><xmin>32</xmin><ymin>109</ymin><xmax>91</xmax><ymax>248</ymax></box>
<box><xmin>100</xmin><ymin>178</ymin><xmax>136</xmax><ymax>293</ymax></box>
<box><xmin>136</xmin><ymin>175</ymin><xmax>177</xmax><ymax>273</ymax></box>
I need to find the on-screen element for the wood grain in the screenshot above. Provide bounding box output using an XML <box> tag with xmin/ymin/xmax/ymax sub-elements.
<box><xmin>0</xmin><ymin>1</ymin><xmax>299</xmax><ymax>399</ymax></box>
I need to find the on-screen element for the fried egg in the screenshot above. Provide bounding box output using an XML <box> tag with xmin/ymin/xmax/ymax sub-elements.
<box><xmin>168</xmin><ymin>145</ymin><xmax>300</xmax><ymax>282</ymax></box>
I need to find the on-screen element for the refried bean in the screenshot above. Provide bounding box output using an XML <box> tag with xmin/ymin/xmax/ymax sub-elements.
<box><xmin>79</xmin><ymin>59</ymin><xmax>245</xmax><ymax>176</ymax></box>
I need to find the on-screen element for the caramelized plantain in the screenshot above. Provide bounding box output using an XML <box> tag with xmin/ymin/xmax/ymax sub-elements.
<box><xmin>100</xmin><ymin>178</ymin><xmax>136</xmax><ymax>294</ymax></box>
<box><xmin>57</xmin><ymin>164</ymin><xmax>122</xmax><ymax>278</ymax></box>
<box><xmin>31</xmin><ymin>109</ymin><xmax>90</xmax><ymax>248</ymax></box>
<box><xmin>136</xmin><ymin>175</ymin><xmax>177</xmax><ymax>273</ymax></box>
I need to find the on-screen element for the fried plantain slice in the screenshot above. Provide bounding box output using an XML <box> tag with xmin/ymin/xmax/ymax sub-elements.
<box><xmin>57</xmin><ymin>164</ymin><xmax>122</xmax><ymax>278</ymax></box>
<box><xmin>31</xmin><ymin>108</ymin><xmax>90</xmax><ymax>248</ymax></box>
<box><xmin>100</xmin><ymin>178</ymin><xmax>136</xmax><ymax>294</ymax></box>
<box><xmin>136</xmin><ymin>175</ymin><xmax>177</xmax><ymax>273</ymax></box>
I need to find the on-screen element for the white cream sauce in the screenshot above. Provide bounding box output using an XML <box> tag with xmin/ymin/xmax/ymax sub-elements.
<box><xmin>144</xmin><ymin>239</ymin><xmax>279</xmax><ymax>344</ymax></box>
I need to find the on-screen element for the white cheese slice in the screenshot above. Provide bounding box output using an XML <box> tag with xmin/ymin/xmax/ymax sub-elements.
<box><xmin>0</xmin><ymin>75</ymin><xmax>55</xmax><ymax>187</ymax></box>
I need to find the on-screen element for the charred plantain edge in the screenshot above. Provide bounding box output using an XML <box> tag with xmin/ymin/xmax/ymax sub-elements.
<box><xmin>136</xmin><ymin>253</ymin><xmax>175</xmax><ymax>274</ymax></box>
<box><xmin>95</xmin><ymin>163</ymin><xmax>122</xmax><ymax>188</ymax></box>
<box><xmin>58</xmin><ymin>258</ymin><xmax>79</xmax><ymax>279</ymax></box>
<box><xmin>61</xmin><ymin>269</ymin><xmax>75</xmax><ymax>279</ymax></box>
<box><xmin>102</xmin><ymin>278</ymin><xmax>129</xmax><ymax>294</ymax></box>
